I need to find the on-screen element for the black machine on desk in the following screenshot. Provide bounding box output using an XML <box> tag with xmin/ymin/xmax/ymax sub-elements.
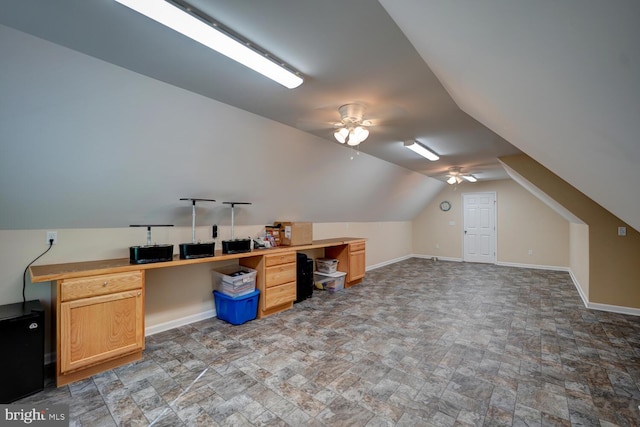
<box><xmin>221</xmin><ymin>201</ymin><xmax>253</xmax><ymax>254</ymax></box>
<box><xmin>179</xmin><ymin>198</ymin><xmax>216</xmax><ymax>259</ymax></box>
<box><xmin>129</xmin><ymin>224</ymin><xmax>174</xmax><ymax>264</ymax></box>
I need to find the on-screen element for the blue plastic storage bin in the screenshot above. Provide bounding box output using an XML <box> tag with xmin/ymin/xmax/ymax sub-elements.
<box><xmin>213</xmin><ymin>289</ymin><xmax>259</xmax><ymax>325</ymax></box>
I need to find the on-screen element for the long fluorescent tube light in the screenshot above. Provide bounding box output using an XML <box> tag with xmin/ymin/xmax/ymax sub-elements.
<box><xmin>462</xmin><ymin>175</ymin><xmax>477</xmax><ymax>182</ymax></box>
<box><xmin>114</xmin><ymin>0</ymin><xmax>304</xmax><ymax>89</ymax></box>
<box><xmin>403</xmin><ymin>140</ymin><xmax>439</xmax><ymax>161</ymax></box>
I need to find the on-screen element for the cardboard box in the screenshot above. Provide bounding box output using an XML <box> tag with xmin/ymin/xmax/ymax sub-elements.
<box><xmin>274</xmin><ymin>221</ymin><xmax>313</xmax><ymax>246</ymax></box>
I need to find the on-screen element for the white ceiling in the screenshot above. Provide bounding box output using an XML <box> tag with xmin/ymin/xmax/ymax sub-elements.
<box><xmin>0</xmin><ymin>0</ymin><xmax>638</xmax><ymax>230</ymax></box>
<box><xmin>380</xmin><ymin>0</ymin><xmax>640</xmax><ymax>231</ymax></box>
<box><xmin>0</xmin><ymin>0</ymin><xmax>519</xmax><ymax>182</ymax></box>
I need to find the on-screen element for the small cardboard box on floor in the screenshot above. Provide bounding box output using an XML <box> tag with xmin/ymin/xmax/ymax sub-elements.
<box><xmin>274</xmin><ymin>222</ymin><xmax>312</xmax><ymax>246</ymax></box>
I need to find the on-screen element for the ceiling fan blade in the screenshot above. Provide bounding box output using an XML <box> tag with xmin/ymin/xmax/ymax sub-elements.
<box><xmin>295</xmin><ymin>105</ymin><xmax>344</xmax><ymax>132</ymax></box>
<box><xmin>363</xmin><ymin>104</ymin><xmax>408</xmax><ymax>125</ymax></box>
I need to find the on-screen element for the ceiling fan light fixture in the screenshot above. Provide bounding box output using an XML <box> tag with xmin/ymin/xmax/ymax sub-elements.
<box><xmin>334</xmin><ymin>127</ymin><xmax>349</xmax><ymax>143</ymax></box>
<box><xmin>333</xmin><ymin>104</ymin><xmax>370</xmax><ymax>147</ymax></box>
<box><xmin>334</xmin><ymin>125</ymin><xmax>369</xmax><ymax>146</ymax></box>
<box><xmin>447</xmin><ymin>176</ymin><xmax>457</xmax><ymax>185</ymax></box>
<box><xmin>350</xmin><ymin>126</ymin><xmax>369</xmax><ymax>145</ymax></box>
<box><xmin>347</xmin><ymin>129</ymin><xmax>358</xmax><ymax>146</ymax></box>
<box><xmin>114</xmin><ymin>0</ymin><xmax>303</xmax><ymax>89</ymax></box>
<box><xmin>403</xmin><ymin>140</ymin><xmax>440</xmax><ymax>161</ymax></box>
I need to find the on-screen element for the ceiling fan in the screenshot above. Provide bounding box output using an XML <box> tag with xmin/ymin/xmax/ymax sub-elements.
<box><xmin>296</xmin><ymin>102</ymin><xmax>406</xmax><ymax>148</ymax></box>
<box><xmin>444</xmin><ymin>167</ymin><xmax>478</xmax><ymax>185</ymax></box>
<box><xmin>333</xmin><ymin>104</ymin><xmax>372</xmax><ymax>147</ymax></box>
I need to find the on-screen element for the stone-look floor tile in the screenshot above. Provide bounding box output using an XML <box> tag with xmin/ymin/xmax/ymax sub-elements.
<box><xmin>317</xmin><ymin>396</ymin><xmax>375</xmax><ymax>426</ymax></box>
<box><xmin>250</xmin><ymin>410</ymin><xmax>286</xmax><ymax>427</ymax></box>
<box><xmin>72</xmin><ymin>405</ymin><xmax>117</xmax><ymax>427</ymax></box>
<box><xmin>516</xmin><ymin>382</ymin><xmax>570</xmax><ymax>421</ymax></box>
<box><xmin>218</xmin><ymin>412</ymin><xmax>253</xmax><ymax>427</ymax></box>
<box><xmin>513</xmin><ymin>403</ymin><xmax>542</xmax><ymax>427</ymax></box>
<box><xmin>365</xmin><ymin>415</ymin><xmax>396</xmax><ymax>427</ymax></box>
<box><xmin>455</xmin><ymin>408</ymin><xmax>485</xmax><ymax>427</ymax></box>
<box><xmin>14</xmin><ymin>258</ymin><xmax>640</xmax><ymax>426</ymax></box>
<box><xmin>484</xmin><ymin>405</ymin><xmax>514</xmax><ymax>426</ymax></box>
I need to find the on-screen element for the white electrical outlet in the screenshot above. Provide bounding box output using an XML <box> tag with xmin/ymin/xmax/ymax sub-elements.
<box><xmin>46</xmin><ymin>231</ymin><xmax>58</xmax><ymax>245</ymax></box>
<box><xmin>528</xmin><ymin>249</ymin><xmax>533</xmax><ymax>256</ymax></box>
<box><xmin>618</xmin><ymin>226</ymin><xmax>627</xmax><ymax>236</ymax></box>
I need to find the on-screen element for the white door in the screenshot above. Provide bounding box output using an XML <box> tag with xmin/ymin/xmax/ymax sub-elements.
<box><xmin>463</xmin><ymin>192</ymin><xmax>496</xmax><ymax>263</ymax></box>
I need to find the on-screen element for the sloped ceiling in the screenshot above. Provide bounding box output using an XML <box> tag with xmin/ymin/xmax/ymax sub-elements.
<box><xmin>1</xmin><ymin>1</ymin><xmax>638</xmax><ymax>232</ymax></box>
<box><xmin>379</xmin><ymin>0</ymin><xmax>640</xmax><ymax>232</ymax></box>
<box><xmin>0</xmin><ymin>0</ymin><xmax>520</xmax><ymax>181</ymax></box>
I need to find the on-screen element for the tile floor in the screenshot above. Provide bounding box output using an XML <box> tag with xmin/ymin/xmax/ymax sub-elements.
<box><xmin>17</xmin><ymin>258</ymin><xmax>640</xmax><ymax>426</ymax></box>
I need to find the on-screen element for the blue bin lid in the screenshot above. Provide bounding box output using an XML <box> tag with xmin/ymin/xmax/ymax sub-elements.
<box><xmin>213</xmin><ymin>289</ymin><xmax>259</xmax><ymax>300</ymax></box>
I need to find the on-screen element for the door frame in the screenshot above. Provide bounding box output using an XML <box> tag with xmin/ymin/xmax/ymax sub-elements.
<box><xmin>462</xmin><ymin>191</ymin><xmax>497</xmax><ymax>263</ymax></box>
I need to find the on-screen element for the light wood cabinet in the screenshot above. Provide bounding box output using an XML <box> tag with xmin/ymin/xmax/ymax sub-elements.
<box><xmin>348</xmin><ymin>241</ymin><xmax>366</xmax><ymax>283</ymax></box>
<box><xmin>325</xmin><ymin>240</ymin><xmax>366</xmax><ymax>287</ymax></box>
<box><xmin>262</xmin><ymin>253</ymin><xmax>297</xmax><ymax>310</ymax></box>
<box><xmin>241</xmin><ymin>251</ymin><xmax>298</xmax><ymax>318</ymax></box>
<box><xmin>30</xmin><ymin>237</ymin><xmax>366</xmax><ymax>386</ymax></box>
<box><xmin>56</xmin><ymin>271</ymin><xmax>144</xmax><ymax>386</ymax></box>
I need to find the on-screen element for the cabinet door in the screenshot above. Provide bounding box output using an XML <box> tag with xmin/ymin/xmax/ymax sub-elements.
<box><xmin>348</xmin><ymin>245</ymin><xmax>366</xmax><ymax>282</ymax></box>
<box><xmin>60</xmin><ymin>290</ymin><xmax>144</xmax><ymax>374</ymax></box>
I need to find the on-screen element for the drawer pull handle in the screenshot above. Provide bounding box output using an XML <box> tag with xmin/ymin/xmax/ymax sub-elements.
<box><xmin>103</xmin><ymin>281</ymin><xmax>108</xmax><ymax>286</ymax></box>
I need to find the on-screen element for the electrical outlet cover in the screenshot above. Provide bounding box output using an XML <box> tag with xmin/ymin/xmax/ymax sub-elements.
<box><xmin>46</xmin><ymin>231</ymin><xmax>58</xmax><ymax>244</ymax></box>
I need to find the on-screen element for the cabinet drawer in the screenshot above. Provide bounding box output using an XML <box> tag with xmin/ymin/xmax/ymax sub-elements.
<box><xmin>61</xmin><ymin>271</ymin><xmax>143</xmax><ymax>301</ymax></box>
<box><xmin>265</xmin><ymin>252</ymin><xmax>297</xmax><ymax>267</ymax></box>
<box><xmin>349</xmin><ymin>241</ymin><xmax>366</xmax><ymax>252</ymax></box>
<box><xmin>265</xmin><ymin>262</ymin><xmax>296</xmax><ymax>288</ymax></box>
<box><xmin>264</xmin><ymin>282</ymin><xmax>296</xmax><ymax>309</ymax></box>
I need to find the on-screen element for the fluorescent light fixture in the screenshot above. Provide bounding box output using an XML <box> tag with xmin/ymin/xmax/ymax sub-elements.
<box><xmin>462</xmin><ymin>175</ymin><xmax>477</xmax><ymax>182</ymax></box>
<box><xmin>114</xmin><ymin>0</ymin><xmax>304</xmax><ymax>89</ymax></box>
<box><xmin>403</xmin><ymin>140</ymin><xmax>439</xmax><ymax>161</ymax></box>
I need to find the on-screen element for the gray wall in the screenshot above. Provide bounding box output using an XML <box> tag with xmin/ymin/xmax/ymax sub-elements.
<box><xmin>0</xmin><ymin>25</ymin><xmax>442</xmax><ymax>231</ymax></box>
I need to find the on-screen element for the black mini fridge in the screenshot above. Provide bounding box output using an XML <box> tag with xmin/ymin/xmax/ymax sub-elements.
<box><xmin>0</xmin><ymin>300</ymin><xmax>44</xmax><ymax>403</ymax></box>
<box><xmin>295</xmin><ymin>253</ymin><xmax>314</xmax><ymax>303</ymax></box>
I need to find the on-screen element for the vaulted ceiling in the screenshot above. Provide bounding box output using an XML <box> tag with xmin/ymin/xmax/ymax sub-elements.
<box><xmin>1</xmin><ymin>0</ymin><xmax>638</xmax><ymax>231</ymax></box>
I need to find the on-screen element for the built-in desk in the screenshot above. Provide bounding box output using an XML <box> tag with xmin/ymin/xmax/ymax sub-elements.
<box><xmin>30</xmin><ymin>238</ymin><xmax>366</xmax><ymax>386</ymax></box>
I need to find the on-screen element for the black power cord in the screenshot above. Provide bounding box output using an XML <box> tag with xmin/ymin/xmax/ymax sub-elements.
<box><xmin>22</xmin><ymin>239</ymin><xmax>54</xmax><ymax>303</ymax></box>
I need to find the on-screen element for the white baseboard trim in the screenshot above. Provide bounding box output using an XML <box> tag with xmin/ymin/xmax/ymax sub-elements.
<box><xmin>366</xmin><ymin>254</ymin><xmax>464</xmax><ymax>271</ymax></box>
<box><xmin>496</xmin><ymin>261</ymin><xmax>569</xmax><ymax>271</ymax></box>
<box><xmin>366</xmin><ymin>255</ymin><xmax>412</xmax><ymax>271</ymax></box>
<box><xmin>145</xmin><ymin>309</ymin><xmax>217</xmax><ymax>336</ymax></box>
<box><xmin>586</xmin><ymin>302</ymin><xmax>640</xmax><ymax>317</ymax></box>
<box><xmin>411</xmin><ymin>254</ymin><xmax>464</xmax><ymax>262</ymax></box>
<box><xmin>567</xmin><ymin>269</ymin><xmax>590</xmax><ymax>309</ymax></box>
